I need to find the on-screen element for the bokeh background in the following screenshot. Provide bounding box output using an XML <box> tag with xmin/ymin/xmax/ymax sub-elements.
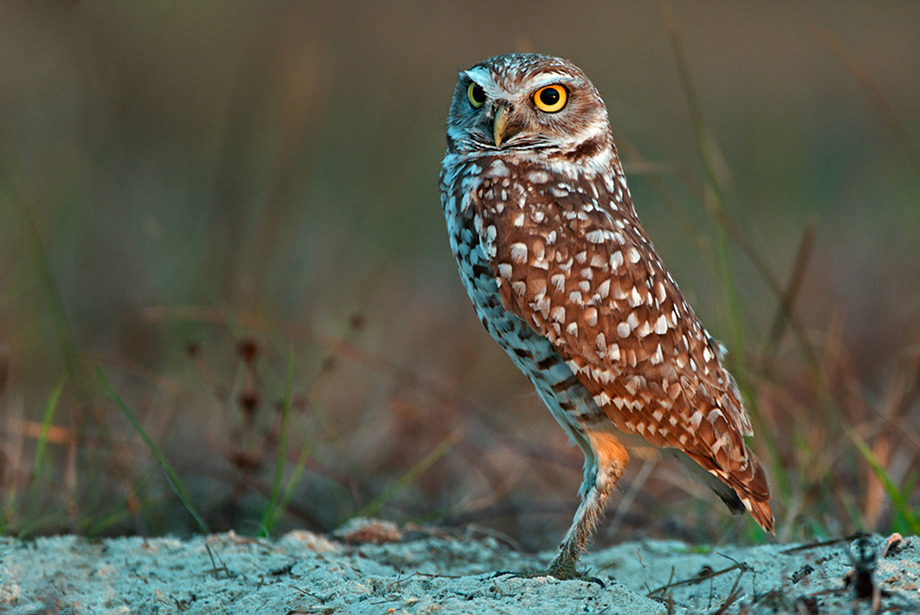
<box><xmin>1</xmin><ymin>1</ymin><xmax>918</xmax><ymax>549</ymax></box>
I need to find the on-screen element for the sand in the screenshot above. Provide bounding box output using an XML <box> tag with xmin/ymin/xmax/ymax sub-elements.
<box><xmin>1</xmin><ymin>519</ymin><xmax>917</xmax><ymax>614</ymax></box>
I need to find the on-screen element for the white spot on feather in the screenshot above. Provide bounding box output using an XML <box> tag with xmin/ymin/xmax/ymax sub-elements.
<box><xmin>596</xmin><ymin>332</ymin><xmax>607</xmax><ymax>353</ymax></box>
<box><xmin>586</xmin><ymin>230</ymin><xmax>605</xmax><ymax>244</ymax></box>
<box><xmin>584</xmin><ymin>307</ymin><xmax>598</xmax><ymax>326</ymax></box>
<box><xmin>597</xmin><ymin>279</ymin><xmax>610</xmax><ymax>299</ymax></box>
<box><xmin>690</xmin><ymin>411</ymin><xmax>703</xmax><ymax>430</ymax></box>
<box><xmin>650</xmin><ymin>343</ymin><xmax>663</xmax><ymax>365</ymax></box>
<box><xmin>627</xmin><ymin>312</ymin><xmax>639</xmax><ymax>330</ymax></box>
<box><xmin>490</xmin><ymin>159</ymin><xmax>510</xmax><ymax>176</ymax></box>
<box><xmin>473</xmin><ymin>214</ymin><xmax>483</xmax><ymax>233</ymax></box>
<box><xmin>510</xmin><ymin>243</ymin><xmax>528</xmax><ymax>263</ymax></box>
<box><xmin>628</xmin><ymin>286</ymin><xmax>642</xmax><ymax>307</ymax></box>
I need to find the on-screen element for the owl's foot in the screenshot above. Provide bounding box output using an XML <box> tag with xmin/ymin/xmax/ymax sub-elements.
<box><xmin>546</xmin><ymin>554</ymin><xmax>579</xmax><ymax>580</ymax></box>
<box><xmin>493</xmin><ymin>568</ymin><xmax>605</xmax><ymax>588</ymax></box>
<box><xmin>544</xmin><ymin>561</ymin><xmax>606</xmax><ymax>587</ymax></box>
<box><xmin>546</xmin><ymin>539</ymin><xmax>606</xmax><ymax>586</ymax></box>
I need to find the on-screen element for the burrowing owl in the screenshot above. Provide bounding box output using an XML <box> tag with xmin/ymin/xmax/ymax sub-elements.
<box><xmin>439</xmin><ymin>54</ymin><xmax>773</xmax><ymax>579</ymax></box>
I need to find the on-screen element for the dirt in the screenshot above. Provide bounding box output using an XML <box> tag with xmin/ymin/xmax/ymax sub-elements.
<box><xmin>1</xmin><ymin>519</ymin><xmax>918</xmax><ymax>614</ymax></box>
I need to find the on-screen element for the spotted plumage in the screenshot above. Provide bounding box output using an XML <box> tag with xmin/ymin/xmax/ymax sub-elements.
<box><xmin>439</xmin><ymin>53</ymin><xmax>773</xmax><ymax>579</ymax></box>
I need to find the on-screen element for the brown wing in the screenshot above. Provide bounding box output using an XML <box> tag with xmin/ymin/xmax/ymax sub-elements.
<box><xmin>471</xmin><ymin>165</ymin><xmax>773</xmax><ymax>530</ymax></box>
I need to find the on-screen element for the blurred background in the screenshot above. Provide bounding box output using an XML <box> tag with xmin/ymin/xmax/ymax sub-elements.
<box><xmin>1</xmin><ymin>1</ymin><xmax>918</xmax><ymax>549</ymax></box>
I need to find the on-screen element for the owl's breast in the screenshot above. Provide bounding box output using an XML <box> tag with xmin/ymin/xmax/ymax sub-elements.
<box><xmin>440</xmin><ymin>155</ymin><xmax>602</xmax><ymax>438</ymax></box>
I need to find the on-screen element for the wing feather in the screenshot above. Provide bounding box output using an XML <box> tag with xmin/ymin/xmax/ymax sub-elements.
<box><xmin>469</xmin><ymin>164</ymin><xmax>771</xmax><ymax>523</ymax></box>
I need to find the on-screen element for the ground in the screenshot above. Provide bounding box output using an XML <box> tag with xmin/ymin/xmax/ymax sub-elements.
<box><xmin>1</xmin><ymin>520</ymin><xmax>917</xmax><ymax>614</ymax></box>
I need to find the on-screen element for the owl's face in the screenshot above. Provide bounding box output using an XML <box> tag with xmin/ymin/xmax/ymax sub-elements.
<box><xmin>446</xmin><ymin>54</ymin><xmax>611</xmax><ymax>156</ymax></box>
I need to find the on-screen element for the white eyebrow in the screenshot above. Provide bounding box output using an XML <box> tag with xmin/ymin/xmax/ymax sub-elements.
<box><xmin>462</xmin><ymin>67</ymin><xmax>580</xmax><ymax>99</ymax></box>
<box><xmin>528</xmin><ymin>72</ymin><xmax>579</xmax><ymax>89</ymax></box>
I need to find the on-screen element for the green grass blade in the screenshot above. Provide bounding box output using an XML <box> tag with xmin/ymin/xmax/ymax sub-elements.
<box><xmin>847</xmin><ymin>427</ymin><xmax>920</xmax><ymax>534</ymax></box>
<box><xmin>33</xmin><ymin>380</ymin><xmax>64</xmax><ymax>479</ymax></box>
<box><xmin>0</xmin><ymin>176</ymin><xmax>86</xmax><ymax>402</ymax></box>
<box><xmin>360</xmin><ymin>431</ymin><xmax>460</xmax><ymax>519</ymax></box>
<box><xmin>276</xmin><ymin>444</ymin><xmax>311</xmax><ymax>525</ymax></box>
<box><xmin>259</xmin><ymin>346</ymin><xmax>294</xmax><ymax>535</ymax></box>
<box><xmin>96</xmin><ymin>367</ymin><xmax>209</xmax><ymax>533</ymax></box>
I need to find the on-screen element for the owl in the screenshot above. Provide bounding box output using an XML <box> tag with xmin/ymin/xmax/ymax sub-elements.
<box><xmin>439</xmin><ymin>54</ymin><xmax>773</xmax><ymax>579</ymax></box>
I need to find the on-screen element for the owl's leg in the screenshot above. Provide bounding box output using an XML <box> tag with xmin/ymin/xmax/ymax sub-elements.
<box><xmin>548</xmin><ymin>430</ymin><xmax>629</xmax><ymax>580</ymax></box>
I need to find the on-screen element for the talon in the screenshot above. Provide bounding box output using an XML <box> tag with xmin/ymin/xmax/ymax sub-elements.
<box><xmin>491</xmin><ymin>570</ymin><xmax>534</xmax><ymax>579</ymax></box>
<box><xmin>492</xmin><ymin>569</ymin><xmax>560</xmax><ymax>581</ymax></box>
<box><xmin>587</xmin><ymin>575</ymin><xmax>606</xmax><ymax>589</ymax></box>
<box><xmin>547</xmin><ymin>562</ymin><xmax>606</xmax><ymax>587</ymax></box>
<box><xmin>547</xmin><ymin>557</ymin><xmax>578</xmax><ymax>580</ymax></box>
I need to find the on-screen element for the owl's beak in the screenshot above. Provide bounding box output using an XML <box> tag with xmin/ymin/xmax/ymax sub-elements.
<box><xmin>491</xmin><ymin>103</ymin><xmax>518</xmax><ymax>147</ymax></box>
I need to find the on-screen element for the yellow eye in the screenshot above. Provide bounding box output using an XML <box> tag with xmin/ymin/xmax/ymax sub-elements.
<box><xmin>467</xmin><ymin>82</ymin><xmax>486</xmax><ymax>108</ymax></box>
<box><xmin>533</xmin><ymin>84</ymin><xmax>568</xmax><ymax>113</ymax></box>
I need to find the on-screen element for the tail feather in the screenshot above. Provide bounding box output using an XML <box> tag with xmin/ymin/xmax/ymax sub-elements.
<box><xmin>740</xmin><ymin>495</ymin><xmax>775</xmax><ymax>533</ymax></box>
<box><xmin>675</xmin><ymin>448</ymin><xmax>774</xmax><ymax>533</ymax></box>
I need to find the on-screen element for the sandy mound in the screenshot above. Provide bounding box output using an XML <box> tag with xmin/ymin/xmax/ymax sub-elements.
<box><xmin>1</xmin><ymin>521</ymin><xmax>917</xmax><ymax>614</ymax></box>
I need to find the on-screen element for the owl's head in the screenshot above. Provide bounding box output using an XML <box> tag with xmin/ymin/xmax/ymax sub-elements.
<box><xmin>446</xmin><ymin>54</ymin><xmax>611</xmax><ymax>156</ymax></box>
